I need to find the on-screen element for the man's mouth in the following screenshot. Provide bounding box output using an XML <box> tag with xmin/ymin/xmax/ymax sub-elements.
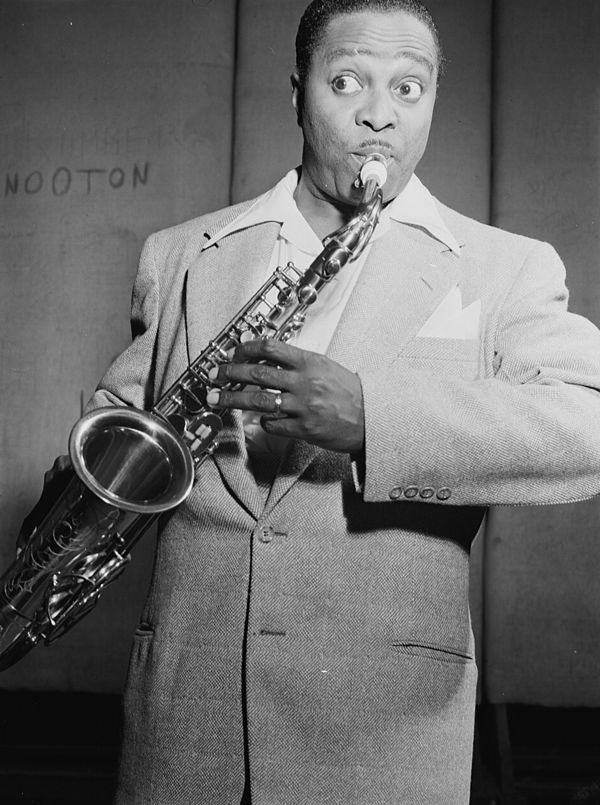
<box><xmin>351</xmin><ymin>143</ymin><xmax>394</xmax><ymax>163</ymax></box>
<box><xmin>350</xmin><ymin>151</ymin><xmax>394</xmax><ymax>171</ymax></box>
<box><xmin>356</xmin><ymin>138</ymin><xmax>393</xmax><ymax>151</ymax></box>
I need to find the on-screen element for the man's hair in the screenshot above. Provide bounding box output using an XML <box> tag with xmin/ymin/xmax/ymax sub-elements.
<box><xmin>295</xmin><ymin>0</ymin><xmax>444</xmax><ymax>86</ymax></box>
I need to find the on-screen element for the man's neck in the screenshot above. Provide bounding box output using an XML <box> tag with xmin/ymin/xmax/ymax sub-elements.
<box><xmin>293</xmin><ymin>175</ymin><xmax>353</xmax><ymax>242</ymax></box>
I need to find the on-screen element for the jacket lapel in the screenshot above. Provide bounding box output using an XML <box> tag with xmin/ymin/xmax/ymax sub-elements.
<box><xmin>327</xmin><ymin>223</ymin><xmax>464</xmax><ymax>369</ymax></box>
<box><xmin>265</xmin><ymin>223</ymin><xmax>465</xmax><ymax>513</ymax></box>
<box><xmin>186</xmin><ymin>221</ymin><xmax>281</xmax><ymax>519</ymax></box>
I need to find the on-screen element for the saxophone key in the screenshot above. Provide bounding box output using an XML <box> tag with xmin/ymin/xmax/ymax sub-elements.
<box><xmin>208</xmin><ymin>340</ymin><xmax>230</xmax><ymax>360</ymax></box>
<box><xmin>183</xmin><ymin>411</ymin><xmax>223</xmax><ymax>455</ymax></box>
<box><xmin>180</xmin><ymin>385</ymin><xmax>206</xmax><ymax>415</ymax></box>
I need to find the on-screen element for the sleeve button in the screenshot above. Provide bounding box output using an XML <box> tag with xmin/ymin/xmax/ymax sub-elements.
<box><xmin>436</xmin><ymin>487</ymin><xmax>452</xmax><ymax>501</ymax></box>
<box><xmin>404</xmin><ymin>486</ymin><xmax>418</xmax><ymax>499</ymax></box>
<box><xmin>389</xmin><ymin>486</ymin><xmax>403</xmax><ymax>500</ymax></box>
<box><xmin>420</xmin><ymin>487</ymin><xmax>434</xmax><ymax>499</ymax></box>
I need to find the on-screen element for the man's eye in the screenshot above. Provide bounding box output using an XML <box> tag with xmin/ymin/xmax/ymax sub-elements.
<box><xmin>332</xmin><ymin>75</ymin><xmax>362</xmax><ymax>94</ymax></box>
<box><xmin>397</xmin><ymin>80</ymin><xmax>423</xmax><ymax>102</ymax></box>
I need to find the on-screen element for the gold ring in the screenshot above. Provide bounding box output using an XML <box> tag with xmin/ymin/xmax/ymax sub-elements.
<box><xmin>273</xmin><ymin>392</ymin><xmax>283</xmax><ymax>417</ymax></box>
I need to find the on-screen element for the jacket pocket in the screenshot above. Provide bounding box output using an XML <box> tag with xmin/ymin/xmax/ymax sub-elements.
<box><xmin>390</xmin><ymin>641</ymin><xmax>474</xmax><ymax>665</ymax></box>
<box><xmin>133</xmin><ymin>621</ymin><xmax>156</xmax><ymax>640</ymax></box>
<box><xmin>398</xmin><ymin>337</ymin><xmax>481</xmax><ymax>380</ymax></box>
<box><xmin>126</xmin><ymin>623</ymin><xmax>157</xmax><ymax>687</ymax></box>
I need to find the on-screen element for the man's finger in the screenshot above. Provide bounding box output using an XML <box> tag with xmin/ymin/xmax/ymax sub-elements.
<box><xmin>260</xmin><ymin>414</ymin><xmax>301</xmax><ymax>437</ymax></box>
<box><xmin>232</xmin><ymin>337</ymin><xmax>308</xmax><ymax>368</ymax></box>
<box><xmin>209</xmin><ymin>359</ymin><xmax>293</xmax><ymax>390</ymax></box>
<box><xmin>206</xmin><ymin>387</ymin><xmax>294</xmax><ymax>415</ymax></box>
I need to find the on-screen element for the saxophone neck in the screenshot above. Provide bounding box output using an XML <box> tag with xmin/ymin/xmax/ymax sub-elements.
<box><xmin>355</xmin><ymin>152</ymin><xmax>388</xmax><ymax>215</ymax></box>
<box><xmin>324</xmin><ymin>166</ymin><xmax>386</xmax><ymax>262</ymax></box>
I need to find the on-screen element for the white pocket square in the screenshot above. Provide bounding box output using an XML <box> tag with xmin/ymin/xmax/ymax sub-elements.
<box><xmin>416</xmin><ymin>286</ymin><xmax>481</xmax><ymax>339</ymax></box>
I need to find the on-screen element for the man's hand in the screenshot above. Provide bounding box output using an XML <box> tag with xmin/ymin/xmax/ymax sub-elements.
<box><xmin>205</xmin><ymin>338</ymin><xmax>365</xmax><ymax>454</ymax></box>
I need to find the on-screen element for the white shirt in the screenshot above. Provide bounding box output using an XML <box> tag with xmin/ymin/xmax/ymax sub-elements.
<box><xmin>202</xmin><ymin>169</ymin><xmax>461</xmax><ymax>456</ymax></box>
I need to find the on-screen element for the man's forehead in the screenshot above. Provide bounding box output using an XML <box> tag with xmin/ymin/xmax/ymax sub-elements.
<box><xmin>316</xmin><ymin>10</ymin><xmax>438</xmax><ymax>73</ymax></box>
<box><xmin>324</xmin><ymin>46</ymin><xmax>436</xmax><ymax>76</ymax></box>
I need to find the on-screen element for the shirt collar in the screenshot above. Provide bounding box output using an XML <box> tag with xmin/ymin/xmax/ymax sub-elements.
<box><xmin>387</xmin><ymin>174</ymin><xmax>462</xmax><ymax>255</ymax></box>
<box><xmin>202</xmin><ymin>168</ymin><xmax>461</xmax><ymax>256</ymax></box>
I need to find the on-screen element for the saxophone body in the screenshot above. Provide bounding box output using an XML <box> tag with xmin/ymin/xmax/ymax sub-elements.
<box><xmin>0</xmin><ymin>154</ymin><xmax>387</xmax><ymax>669</ymax></box>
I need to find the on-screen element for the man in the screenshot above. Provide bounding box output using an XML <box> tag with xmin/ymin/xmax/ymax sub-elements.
<box><xmin>80</xmin><ymin>1</ymin><xmax>600</xmax><ymax>803</ymax></box>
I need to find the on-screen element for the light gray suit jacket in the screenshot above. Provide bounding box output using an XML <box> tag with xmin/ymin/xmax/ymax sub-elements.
<box><xmin>89</xmin><ymin>196</ymin><xmax>600</xmax><ymax>804</ymax></box>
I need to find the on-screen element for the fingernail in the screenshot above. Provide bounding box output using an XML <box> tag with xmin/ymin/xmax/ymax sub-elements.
<box><xmin>208</xmin><ymin>366</ymin><xmax>218</xmax><ymax>380</ymax></box>
<box><xmin>206</xmin><ymin>389</ymin><xmax>220</xmax><ymax>406</ymax></box>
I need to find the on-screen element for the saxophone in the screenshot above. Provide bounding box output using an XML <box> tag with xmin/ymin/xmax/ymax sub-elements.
<box><xmin>0</xmin><ymin>154</ymin><xmax>388</xmax><ymax>669</ymax></box>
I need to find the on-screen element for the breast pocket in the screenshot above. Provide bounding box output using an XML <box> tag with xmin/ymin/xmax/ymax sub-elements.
<box><xmin>399</xmin><ymin>337</ymin><xmax>481</xmax><ymax>379</ymax></box>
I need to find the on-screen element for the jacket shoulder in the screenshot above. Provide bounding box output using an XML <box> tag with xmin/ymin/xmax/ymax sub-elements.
<box><xmin>148</xmin><ymin>198</ymin><xmax>259</xmax><ymax>255</ymax></box>
<box><xmin>434</xmin><ymin>200</ymin><xmax>550</xmax><ymax>259</ymax></box>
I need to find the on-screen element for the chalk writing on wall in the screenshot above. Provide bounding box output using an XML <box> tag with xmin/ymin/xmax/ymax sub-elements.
<box><xmin>1</xmin><ymin>123</ymin><xmax>206</xmax><ymax>163</ymax></box>
<box><xmin>4</xmin><ymin>162</ymin><xmax>150</xmax><ymax>198</ymax></box>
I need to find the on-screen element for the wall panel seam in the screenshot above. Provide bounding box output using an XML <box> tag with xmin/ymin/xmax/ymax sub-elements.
<box><xmin>228</xmin><ymin>0</ymin><xmax>243</xmax><ymax>206</ymax></box>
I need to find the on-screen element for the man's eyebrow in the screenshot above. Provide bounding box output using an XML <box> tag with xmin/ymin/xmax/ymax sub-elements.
<box><xmin>324</xmin><ymin>47</ymin><xmax>435</xmax><ymax>75</ymax></box>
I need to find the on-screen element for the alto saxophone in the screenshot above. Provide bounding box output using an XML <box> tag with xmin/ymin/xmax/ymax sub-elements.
<box><xmin>0</xmin><ymin>154</ymin><xmax>388</xmax><ymax>669</ymax></box>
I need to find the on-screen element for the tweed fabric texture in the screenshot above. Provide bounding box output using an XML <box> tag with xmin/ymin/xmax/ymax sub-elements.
<box><xmin>86</xmin><ymin>195</ymin><xmax>600</xmax><ymax>804</ymax></box>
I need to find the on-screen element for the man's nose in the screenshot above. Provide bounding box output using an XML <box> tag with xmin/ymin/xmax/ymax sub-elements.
<box><xmin>355</xmin><ymin>88</ymin><xmax>396</xmax><ymax>131</ymax></box>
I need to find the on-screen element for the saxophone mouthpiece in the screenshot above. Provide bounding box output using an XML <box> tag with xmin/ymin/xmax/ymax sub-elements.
<box><xmin>359</xmin><ymin>153</ymin><xmax>388</xmax><ymax>189</ymax></box>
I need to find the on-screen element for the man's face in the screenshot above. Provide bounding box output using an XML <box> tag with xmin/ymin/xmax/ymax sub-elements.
<box><xmin>292</xmin><ymin>10</ymin><xmax>438</xmax><ymax>206</ymax></box>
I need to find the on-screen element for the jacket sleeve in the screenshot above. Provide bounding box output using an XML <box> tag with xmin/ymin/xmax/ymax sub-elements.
<box><xmin>357</xmin><ymin>241</ymin><xmax>600</xmax><ymax>507</ymax></box>
<box><xmin>85</xmin><ymin>234</ymin><xmax>161</xmax><ymax>413</ymax></box>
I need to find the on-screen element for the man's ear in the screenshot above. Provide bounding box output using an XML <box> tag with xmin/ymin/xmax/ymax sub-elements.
<box><xmin>291</xmin><ymin>70</ymin><xmax>303</xmax><ymax>127</ymax></box>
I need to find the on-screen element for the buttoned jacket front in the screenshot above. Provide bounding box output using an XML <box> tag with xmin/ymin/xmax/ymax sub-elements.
<box><xmin>89</xmin><ymin>194</ymin><xmax>600</xmax><ymax>805</ymax></box>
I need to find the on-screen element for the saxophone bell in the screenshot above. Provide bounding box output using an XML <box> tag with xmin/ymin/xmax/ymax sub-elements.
<box><xmin>0</xmin><ymin>407</ymin><xmax>194</xmax><ymax>669</ymax></box>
